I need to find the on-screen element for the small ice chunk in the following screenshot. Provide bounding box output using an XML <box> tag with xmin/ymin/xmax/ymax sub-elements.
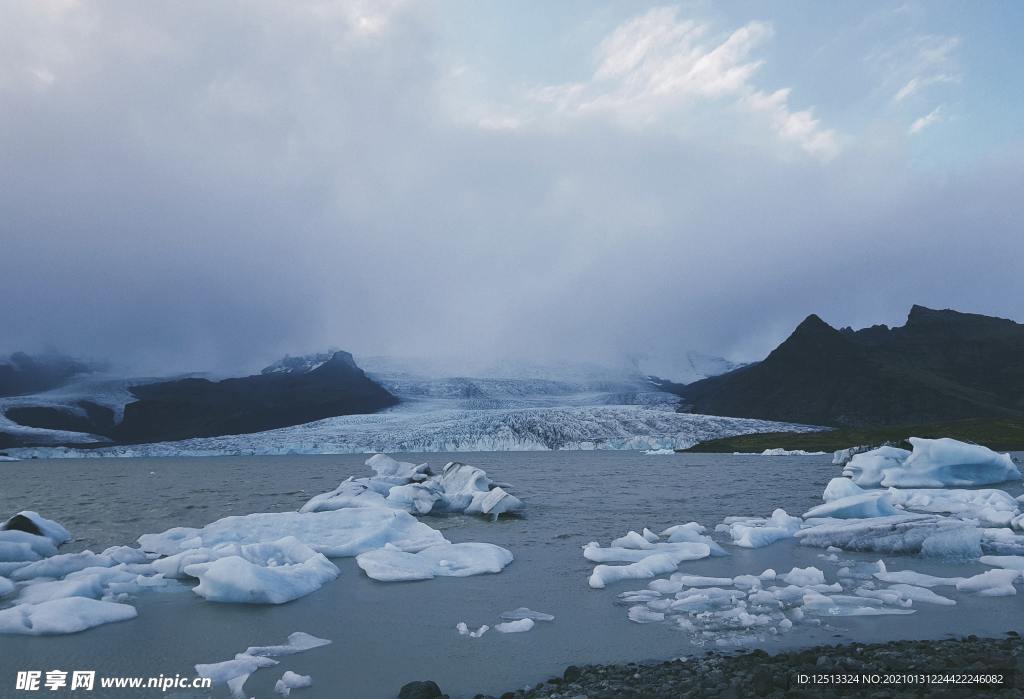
<box><xmin>245</xmin><ymin>632</ymin><xmax>332</xmax><ymax>657</ymax></box>
<box><xmin>456</xmin><ymin>622</ymin><xmax>489</xmax><ymax>638</ymax></box>
<box><xmin>873</xmin><ymin>563</ymin><xmax>964</xmax><ymax>588</ymax></box>
<box><xmin>0</xmin><ymin>597</ymin><xmax>137</xmax><ymax>635</ymax></box>
<box><xmin>667</xmin><ymin>574</ymin><xmax>735</xmax><ymax>587</ymax></box>
<box><xmin>355</xmin><ymin>542</ymin><xmax>513</xmax><ymax>582</ymax></box>
<box><xmin>955</xmin><ymin>569</ymin><xmax>1022</xmax><ymax>597</ymax></box>
<box><xmin>718</xmin><ymin>509</ymin><xmax>801</xmax><ymax>548</ymax></box>
<box><xmin>583</xmin><ymin>541</ymin><xmax>711</xmax><ymax>564</ymax></box>
<box><xmin>499</xmin><ymin>607</ymin><xmax>554</xmax><ymax>622</ymax></box>
<box><xmin>274</xmin><ymin>671</ymin><xmax>312</xmax><ymax>697</ymax></box>
<box><xmin>780</xmin><ymin>567</ymin><xmax>826</xmax><ymax>587</ymax></box>
<box><xmin>196</xmin><ymin>653</ymin><xmax>278</xmax><ymax>685</ymax></box>
<box><xmin>494</xmin><ymin>618</ymin><xmax>534</xmax><ymax>633</ymax></box>
<box><xmin>627</xmin><ymin>605</ymin><xmax>665</xmax><ymax>623</ymax></box>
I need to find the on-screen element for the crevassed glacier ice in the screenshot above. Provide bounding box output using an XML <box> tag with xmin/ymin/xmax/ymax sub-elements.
<box><xmin>12</xmin><ymin>405</ymin><xmax>819</xmax><ymax>458</ymax></box>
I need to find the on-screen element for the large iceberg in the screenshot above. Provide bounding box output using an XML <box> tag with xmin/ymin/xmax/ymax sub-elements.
<box><xmin>300</xmin><ymin>456</ymin><xmax>524</xmax><ymax>518</ymax></box>
<box><xmin>795</xmin><ymin>514</ymin><xmax>981</xmax><ymax>556</ymax></box>
<box><xmin>844</xmin><ymin>439</ymin><xmax>1020</xmax><ymax>488</ymax></box>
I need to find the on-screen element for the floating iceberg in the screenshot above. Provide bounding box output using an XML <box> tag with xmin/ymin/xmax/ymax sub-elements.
<box><xmin>0</xmin><ymin>597</ymin><xmax>137</xmax><ymax>635</ymax></box>
<box><xmin>275</xmin><ymin>671</ymin><xmax>313</xmax><ymax>697</ymax></box>
<box><xmin>499</xmin><ymin>607</ymin><xmax>554</xmax><ymax>622</ymax></box>
<box><xmin>717</xmin><ymin>509</ymin><xmax>801</xmax><ymax>548</ymax></box>
<box><xmin>494</xmin><ymin>618</ymin><xmax>534</xmax><ymax>633</ymax></box>
<box><xmin>980</xmin><ymin>555</ymin><xmax>1024</xmax><ymax>571</ymax></box>
<box><xmin>887</xmin><ymin>488</ymin><xmax>1020</xmax><ymax>528</ymax></box>
<box><xmin>185</xmin><ymin>538</ymin><xmax>340</xmax><ymax>604</ymax></box>
<box><xmin>300</xmin><ymin>456</ymin><xmax>523</xmax><ymax>518</ymax></box>
<box><xmin>2</xmin><ymin>511</ymin><xmax>71</xmax><ymax>545</ymax></box>
<box><xmin>139</xmin><ymin>508</ymin><xmax>447</xmax><ymax>558</ymax></box>
<box><xmin>795</xmin><ymin>514</ymin><xmax>979</xmax><ymax>556</ymax></box>
<box><xmin>355</xmin><ymin>542</ymin><xmax>513</xmax><ymax>582</ymax></box>
<box><xmin>844</xmin><ymin>439</ymin><xmax>1020</xmax><ymax>488</ymax></box>
<box><xmin>196</xmin><ymin>632</ymin><xmax>330</xmax><ymax>699</ymax></box>
<box><xmin>589</xmin><ymin>552</ymin><xmax>696</xmax><ymax>589</ymax></box>
<box><xmin>803</xmin><ymin>492</ymin><xmax>899</xmax><ymax>519</ymax></box>
<box><xmin>955</xmin><ymin>569</ymin><xmax>1022</xmax><ymax>597</ymax></box>
<box><xmin>456</xmin><ymin>622</ymin><xmax>489</xmax><ymax>638</ymax></box>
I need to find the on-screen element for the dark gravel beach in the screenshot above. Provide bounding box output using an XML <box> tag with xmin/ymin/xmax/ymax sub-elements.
<box><xmin>403</xmin><ymin>634</ymin><xmax>1024</xmax><ymax>698</ymax></box>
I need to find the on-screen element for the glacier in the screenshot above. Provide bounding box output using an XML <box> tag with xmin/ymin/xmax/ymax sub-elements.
<box><xmin>12</xmin><ymin>405</ymin><xmax>818</xmax><ymax>458</ymax></box>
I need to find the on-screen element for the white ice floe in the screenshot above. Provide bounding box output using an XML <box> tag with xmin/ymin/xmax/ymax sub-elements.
<box><xmin>887</xmin><ymin>488</ymin><xmax>1020</xmax><ymax>528</ymax></box>
<box><xmin>795</xmin><ymin>514</ymin><xmax>979</xmax><ymax>556</ymax></box>
<box><xmin>955</xmin><ymin>569</ymin><xmax>1022</xmax><ymax>597</ymax></box>
<box><xmin>139</xmin><ymin>508</ymin><xmax>447</xmax><ymax>558</ymax></box>
<box><xmin>717</xmin><ymin>509</ymin><xmax>801</xmax><ymax>548</ymax></box>
<box><xmin>494</xmin><ymin>618</ymin><xmax>534</xmax><ymax>633</ymax></box>
<box><xmin>300</xmin><ymin>456</ymin><xmax>524</xmax><ymax>518</ymax></box>
<box><xmin>583</xmin><ymin>541</ymin><xmax>711</xmax><ymax>564</ymax></box>
<box><xmin>499</xmin><ymin>607</ymin><xmax>554</xmax><ymax>622</ymax></box>
<box><xmin>803</xmin><ymin>492</ymin><xmax>899</xmax><ymax>519</ymax></box>
<box><xmin>456</xmin><ymin>622</ymin><xmax>489</xmax><ymax>638</ymax></box>
<box><xmin>10</xmin><ymin>551</ymin><xmax>113</xmax><ymax>581</ymax></box>
<box><xmin>872</xmin><ymin>561</ymin><xmax>964</xmax><ymax>588</ymax></box>
<box><xmin>980</xmin><ymin>555</ymin><xmax>1024</xmax><ymax>571</ymax></box>
<box><xmin>644</xmin><ymin>448</ymin><xmax>675</xmax><ymax>455</ymax></box>
<box><xmin>185</xmin><ymin>538</ymin><xmax>340</xmax><ymax>604</ymax></box>
<box><xmin>275</xmin><ymin>671</ymin><xmax>312</xmax><ymax>697</ymax></box>
<box><xmin>758</xmin><ymin>449</ymin><xmax>826</xmax><ymax>456</ymax></box>
<box><xmin>779</xmin><ymin>567</ymin><xmax>825</xmax><ymax>586</ymax></box>
<box><xmin>196</xmin><ymin>632</ymin><xmax>330</xmax><ymax>699</ymax></box>
<box><xmin>355</xmin><ymin>542</ymin><xmax>513</xmax><ymax>582</ymax></box>
<box><xmin>844</xmin><ymin>439</ymin><xmax>1020</xmax><ymax>488</ymax></box>
<box><xmin>658</xmin><ymin>523</ymin><xmax>728</xmax><ymax>556</ymax></box>
<box><xmin>884</xmin><ymin>584</ymin><xmax>956</xmax><ymax>606</ymax></box>
<box><xmin>627</xmin><ymin>605</ymin><xmax>665</xmax><ymax>623</ymax></box>
<box><xmin>0</xmin><ymin>597</ymin><xmax>137</xmax><ymax>635</ymax></box>
<box><xmin>589</xmin><ymin>553</ymin><xmax>695</xmax><ymax>589</ymax></box>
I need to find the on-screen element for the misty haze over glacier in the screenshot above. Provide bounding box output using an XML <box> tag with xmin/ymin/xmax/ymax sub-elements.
<box><xmin>2</xmin><ymin>2</ymin><xmax>1022</xmax><ymax>374</ymax></box>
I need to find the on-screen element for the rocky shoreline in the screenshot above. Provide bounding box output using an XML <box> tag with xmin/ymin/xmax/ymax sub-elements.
<box><xmin>400</xmin><ymin>634</ymin><xmax>1024</xmax><ymax>698</ymax></box>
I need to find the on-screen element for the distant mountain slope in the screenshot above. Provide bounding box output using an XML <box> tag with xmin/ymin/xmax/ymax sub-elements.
<box><xmin>0</xmin><ymin>352</ymin><xmax>95</xmax><ymax>397</ymax></box>
<box><xmin>675</xmin><ymin>306</ymin><xmax>1024</xmax><ymax>427</ymax></box>
<box><xmin>1</xmin><ymin>350</ymin><xmax>397</xmax><ymax>446</ymax></box>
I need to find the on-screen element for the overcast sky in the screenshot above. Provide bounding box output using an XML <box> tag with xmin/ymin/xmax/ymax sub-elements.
<box><xmin>2</xmin><ymin>1</ymin><xmax>1022</xmax><ymax>374</ymax></box>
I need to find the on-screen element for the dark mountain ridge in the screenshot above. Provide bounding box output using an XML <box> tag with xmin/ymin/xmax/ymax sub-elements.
<box><xmin>1</xmin><ymin>350</ymin><xmax>398</xmax><ymax>447</ymax></box>
<box><xmin>676</xmin><ymin>306</ymin><xmax>1024</xmax><ymax>427</ymax></box>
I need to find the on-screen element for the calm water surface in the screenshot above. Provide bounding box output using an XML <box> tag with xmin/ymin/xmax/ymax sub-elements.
<box><xmin>1</xmin><ymin>451</ymin><xmax>1021</xmax><ymax>698</ymax></box>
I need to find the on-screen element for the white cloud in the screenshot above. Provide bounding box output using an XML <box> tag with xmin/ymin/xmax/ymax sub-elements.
<box><xmin>909</xmin><ymin>105</ymin><xmax>943</xmax><ymax>134</ymax></box>
<box><xmin>473</xmin><ymin>7</ymin><xmax>840</xmax><ymax>160</ymax></box>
